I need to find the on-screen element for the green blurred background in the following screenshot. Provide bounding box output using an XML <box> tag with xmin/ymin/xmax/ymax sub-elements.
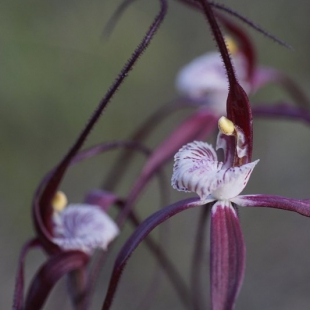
<box><xmin>1</xmin><ymin>0</ymin><xmax>310</xmax><ymax>309</ymax></box>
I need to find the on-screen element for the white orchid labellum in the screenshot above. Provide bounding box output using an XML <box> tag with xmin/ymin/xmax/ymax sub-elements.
<box><xmin>52</xmin><ymin>203</ymin><xmax>119</xmax><ymax>254</ymax></box>
<box><xmin>171</xmin><ymin>117</ymin><xmax>259</xmax><ymax>204</ymax></box>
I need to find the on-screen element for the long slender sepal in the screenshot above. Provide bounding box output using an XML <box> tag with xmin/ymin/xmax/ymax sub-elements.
<box><xmin>24</xmin><ymin>251</ymin><xmax>89</xmax><ymax>310</ymax></box>
<box><xmin>101</xmin><ymin>197</ymin><xmax>201</xmax><ymax>310</ymax></box>
<box><xmin>86</xmin><ymin>198</ymin><xmax>191</xmax><ymax>309</ymax></box>
<box><xmin>197</xmin><ymin>0</ymin><xmax>237</xmax><ymax>86</ymax></box>
<box><xmin>232</xmin><ymin>195</ymin><xmax>310</xmax><ymax>217</ymax></box>
<box><xmin>12</xmin><ymin>238</ymin><xmax>40</xmax><ymax>310</ymax></box>
<box><xmin>210</xmin><ymin>201</ymin><xmax>245</xmax><ymax>310</ymax></box>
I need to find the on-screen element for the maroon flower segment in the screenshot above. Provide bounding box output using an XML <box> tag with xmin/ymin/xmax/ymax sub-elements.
<box><xmin>233</xmin><ymin>195</ymin><xmax>310</xmax><ymax>217</ymax></box>
<box><xmin>211</xmin><ymin>201</ymin><xmax>245</xmax><ymax>310</ymax></box>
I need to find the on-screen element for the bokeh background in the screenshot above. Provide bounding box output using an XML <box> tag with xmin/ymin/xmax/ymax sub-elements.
<box><xmin>1</xmin><ymin>0</ymin><xmax>310</xmax><ymax>309</ymax></box>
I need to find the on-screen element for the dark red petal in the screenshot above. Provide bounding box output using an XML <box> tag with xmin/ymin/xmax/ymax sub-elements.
<box><xmin>13</xmin><ymin>238</ymin><xmax>40</xmax><ymax>310</ymax></box>
<box><xmin>33</xmin><ymin>185</ymin><xmax>60</xmax><ymax>254</ymax></box>
<box><xmin>233</xmin><ymin>195</ymin><xmax>310</xmax><ymax>217</ymax></box>
<box><xmin>210</xmin><ymin>201</ymin><xmax>246</xmax><ymax>310</ymax></box>
<box><xmin>24</xmin><ymin>251</ymin><xmax>89</xmax><ymax>310</ymax></box>
<box><xmin>216</xmin><ymin>13</ymin><xmax>256</xmax><ymax>82</ymax></box>
<box><xmin>101</xmin><ymin>197</ymin><xmax>201</xmax><ymax>310</ymax></box>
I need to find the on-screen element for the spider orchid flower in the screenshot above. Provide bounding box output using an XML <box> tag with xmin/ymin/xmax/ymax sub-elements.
<box><xmin>171</xmin><ymin>117</ymin><xmax>259</xmax><ymax>204</ymax></box>
<box><xmin>170</xmin><ymin>117</ymin><xmax>257</xmax><ymax>309</ymax></box>
<box><xmin>13</xmin><ymin>140</ymin><xmax>162</xmax><ymax>310</ymax></box>
<box><xmin>16</xmin><ymin>190</ymin><xmax>119</xmax><ymax>310</ymax></box>
<box><xmin>105</xmin><ymin>37</ymin><xmax>247</xmax><ymax>211</ymax></box>
<box><xmin>169</xmin><ymin>115</ymin><xmax>310</xmax><ymax>309</ymax></box>
<box><xmin>101</xmin><ymin>116</ymin><xmax>310</xmax><ymax>310</ymax></box>
<box><xmin>108</xmin><ymin>28</ymin><xmax>310</xmax><ymax>209</ymax></box>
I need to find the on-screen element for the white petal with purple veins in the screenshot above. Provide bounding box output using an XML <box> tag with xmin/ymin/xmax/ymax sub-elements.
<box><xmin>172</xmin><ymin>141</ymin><xmax>259</xmax><ymax>201</ymax></box>
<box><xmin>53</xmin><ymin>204</ymin><xmax>119</xmax><ymax>254</ymax></box>
<box><xmin>172</xmin><ymin>141</ymin><xmax>222</xmax><ymax>196</ymax></box>
<box><xmin>211</xmin><ymin>160</ymin><xmax>259</xmax><ymax>200</ymax></box>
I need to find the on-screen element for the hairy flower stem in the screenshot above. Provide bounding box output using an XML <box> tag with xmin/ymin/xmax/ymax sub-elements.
<box><xmin>177</xmin><ymin>0</ymin><xmax>290</xmax><ymax>49</ymax></box>
<box><xmin>197</xmin><ymin>0</ymin><xmax>238</xmax><ymax>86</ymax></box>
<box><xmin>36</xmin><ymin>0</ymin><xmax>168</xmax><ymax>237</ymax></box>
